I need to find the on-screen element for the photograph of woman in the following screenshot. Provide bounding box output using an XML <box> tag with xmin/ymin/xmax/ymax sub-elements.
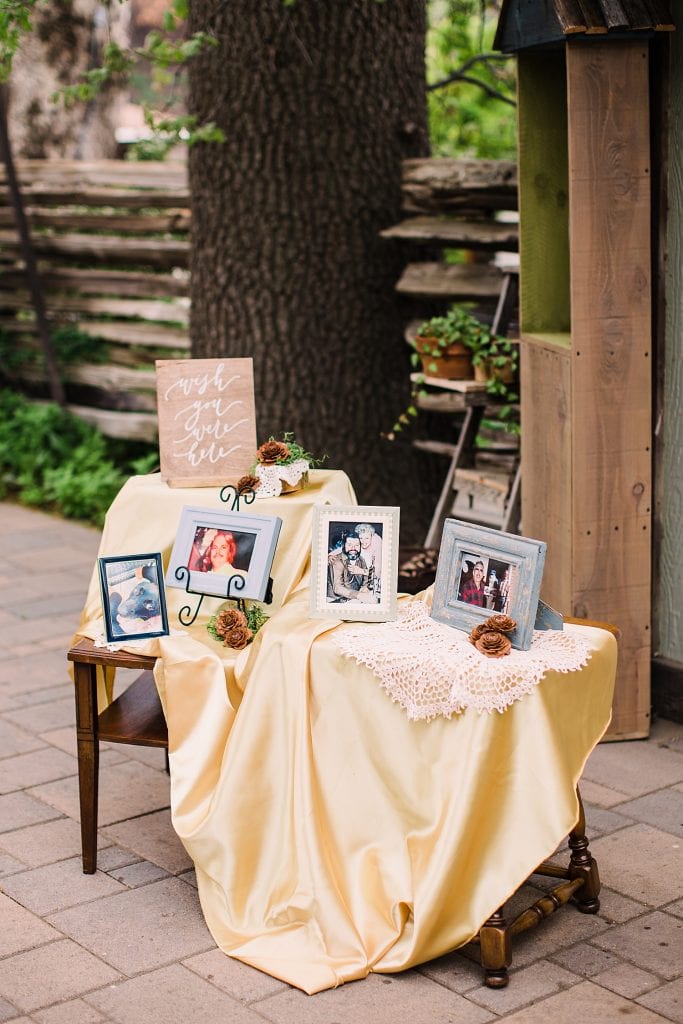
<box><xmin>188</xmin><ymin>527</ymin><xmax>254</xmax><ymax>578</ymax></box>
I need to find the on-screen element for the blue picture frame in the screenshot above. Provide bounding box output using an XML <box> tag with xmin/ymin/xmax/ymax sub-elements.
<box><xmin>431</xmin><ymin>519</ymin><xmax>546</xmax><ymax>651</ymax></box>
<box><xmin>99</xmin><ymin>553</ymin><xmax>169</xmax><ymax>644</ymax></box>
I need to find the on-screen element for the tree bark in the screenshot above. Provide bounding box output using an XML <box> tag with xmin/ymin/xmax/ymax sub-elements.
<box><xmin>188</xmin><ymin>0</ymin><xmax>433</xmax><ymax>539</ymax></box>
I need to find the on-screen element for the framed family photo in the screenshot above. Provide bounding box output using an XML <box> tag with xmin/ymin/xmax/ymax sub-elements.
<box><xmin>431</xmin><ymin>519</ymin><xmax>546</xmax><ymax>650</ymax></box>
<box><xmin>99</xmin><ymin>553</ymin><xmax>169</xmax><ymax>644</ymax></box>
<box><xmin>309</xmin><ymin>505</ymin><xmax>400</xmax><ymax>621</ymax></box>
<box><xmin>165</xmin><ymin>506</ymin><xmax>281</xmax><ymax>601</ymax></box>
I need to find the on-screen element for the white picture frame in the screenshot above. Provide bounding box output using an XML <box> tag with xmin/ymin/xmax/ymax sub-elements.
<box><xmin>165</xmin><ymin>506</ymin><xmax>281</xmax><ymax>602</ymax></box>
<box><xmin>309</xmin><ymin>505</ymin><xmax>400</xmax><ymax>622</ymax></box>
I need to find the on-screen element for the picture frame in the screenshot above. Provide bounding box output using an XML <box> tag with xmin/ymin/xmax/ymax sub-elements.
<box><xmin>98</xmin><ymin>553</ymin><xmax>170</xmax><ymax>644</ymax></box>
<box><xmin>165</xmin><ymin>505</ymin><xmax>281</xmax><ymax>601</ymax></box>
<box><xmin>309</xmin><ymin>505</ymin><xmax>400</xmax><ymax>622</ymax></box>
<box><xmin>431</xmin><ymin>519</ymin><xmax>547</xmax><ymax>651</ymax></box>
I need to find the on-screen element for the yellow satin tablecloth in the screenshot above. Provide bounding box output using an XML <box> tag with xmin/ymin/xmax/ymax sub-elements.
<box><xmin>75</xmin><ymin>471</ymin><xmax>617</xmax><ymax>994</ymax></box>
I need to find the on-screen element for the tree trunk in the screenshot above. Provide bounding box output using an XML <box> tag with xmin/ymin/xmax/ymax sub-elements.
<box><xmin>188</xmin><ymin>0</ymin><xmax>434</xmax><ymax>540</ymax></box>
<box><xmin>9</xmin><ymin>0</ymin><xmax>128</xmax><ymax>159</ymax></box>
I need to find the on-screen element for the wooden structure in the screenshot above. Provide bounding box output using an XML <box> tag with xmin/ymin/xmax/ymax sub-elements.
<box><xmin>67</xmin><ymin>638</ymin><xmax>166</xmax><ymax>874</ymax></box>
<box><xmin>382</xmin><ymin>160</ymin><xmax>521</xmax><ymax>546</ymax></box>
<box><xmin>0</xmin><ymin>159</ymin><xmax>189</xmax><ymax>441</ymax></box>
<box><xmin>495</xmin><ymin>1</ymin><xmax>674</xmax><ymax>738</ymax></box>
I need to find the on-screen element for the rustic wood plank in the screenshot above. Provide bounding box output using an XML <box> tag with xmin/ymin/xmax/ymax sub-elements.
<box><xmin>554</xmin><ymin>0</ymin><xmax>589</xmax><ymax>32</ymax></box>
<box><xmin>15</xmin><ymin>363</ymin><xmax>158</xmax><ymax>412</ymax></box>
<box><xmin>64</xmin><ymin>402</ymin><xmax>158</xmax><ymax>442</ymax></box>
<box><xmin>643</xmin><ymin>0</ymin><xmax>675</xmax><ymax>30</ymax></box>
<box><xmin>0</xmin><ymin>318</ymin><xmax>189</xmax><ymax>350</ymax></box>
<box><xmin>0</xmin><ymin>158</ymin><xmax>187</xmax><ymax>188</ymax></box>
<box><xmin>0</xmin><ymin>187</ymin><xmax>189</xmax><ymax>208</ymax></box>
<box><xmin>401</xmin><ymin>158</ymin><xmax>518</xmax><ymax>213</ymax></box>
<box><xmin>576</xmin><ymin>0</ymin><xmax>610</xmax><ymax>31</ymax></box>
<box><xmin>598</xmin><ymin>0</ymin><xmax>630</xmax><ymax>27</ymax></box>
<box><xmin>0</xmin><ymin>208</ymin><xmax>190</xmax><ymax>233</ymax></box>
<box><xmin>396</xmin><ymin>261</ymin><xmax>503</xmax><ymax>299</ymax></box>
<box><xmin>380</xmin><ymin>215</ymin><xmax>518</xmax><ymax>250</ymax></box>
<box><xmin>0</xmin><ymin>267</ymin><xmax>189</xmax><ymax>298</ymax></box>
<box><xmin>0</xmin><ymin>231</ymin><xmax>188</xmax><ymax>268</ymax></box>
<box><xmin>567</xmin><ymin>40</ymin><xmax>652</xmax><ymax>738</ymax></box>
<box><xmin>520</xmin><ymin>339</ymin><xmax>573</xmax><ymax>614</ymax></box>
<box><xmin>0</xmin><ymin>290</ymin><xmax>190</xmax><ymax>324</ymax></box>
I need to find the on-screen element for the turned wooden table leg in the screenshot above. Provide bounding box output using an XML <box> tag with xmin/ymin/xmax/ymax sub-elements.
<box><xmin>569</xmin><ymin>788</ymin><xmax>600</xmax><ymax>913</ymax></box>
<box><xmin>73</xmin><ymin>660</ymin><xmax>99</xmax><ymax>874</ymax></box>
<box><xmin>479</xmin><ymin>906</ymin><xmax>511</xmax><ymax>988</ymax></box>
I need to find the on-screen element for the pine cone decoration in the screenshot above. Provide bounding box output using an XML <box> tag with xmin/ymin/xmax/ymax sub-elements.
<box><xmin>485</xmin><ymin>614</ymin><xmax>516</xmax><ymax>634</ymax></box>
<box><xmin>475</xmin><ymin>631</ymin><xmax>512</xmax><ymax>658</ymax></box>
<box><xmin>257</xmin><ymin>440</ymin><xmax>291</xmax><ymax>465</ymax></box>
<box><xmin>469</xmin><ymin>622</ymin><xmax>495</xmax><ymax>644</ymax></box>
<box><xmin>222</xmin><ymin>625</ymin><xmax>253</xmax><ymax>650</ymax></box>
<box><xmin>237</xmin><ymin>474</ymin><xmax>260</xmax><ymax>495</ymax></box>
<box><xmin>214</xmin><ymin>608</ymin><xmax>247</xmax><ymax>639</ymax></box>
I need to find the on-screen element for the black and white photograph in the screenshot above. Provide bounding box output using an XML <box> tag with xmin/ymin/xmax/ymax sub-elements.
<box><xmin>310</xmin><ymin>506</ymin><xmax>399</xmax><ymax>622</ymax></box>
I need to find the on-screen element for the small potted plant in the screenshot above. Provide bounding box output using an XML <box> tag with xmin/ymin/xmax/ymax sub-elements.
<box><xmin>412</xmin><ymin>306</ymin><xmax>493</xmax><ymax>380</ymax></box>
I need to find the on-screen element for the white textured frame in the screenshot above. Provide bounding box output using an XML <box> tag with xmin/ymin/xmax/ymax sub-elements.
<box><xmin>309</xmin><ymin>505</ymin><xmax>400</xmax><ymax>622</ymax></box>
<box><xmin>165</xmin><ymin>505</ymin><xmax>281</xmax><ymax>602</ymax></box>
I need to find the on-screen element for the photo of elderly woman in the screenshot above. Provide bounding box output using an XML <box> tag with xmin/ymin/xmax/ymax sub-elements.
<box><xmin>188</xmin><ymin>526</ymin><xmax>255</xmax><ymax>576</ymax></box>
<box><xmin>326</xmin><ymin>521</ymin><xmax>383</xmax><ymax>605</ymax></box>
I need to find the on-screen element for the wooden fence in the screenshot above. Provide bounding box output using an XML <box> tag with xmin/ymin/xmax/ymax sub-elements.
<box><xmin>0</xmin><ymin>159</ymin><xmax>189</xmax><ymax>441</ymax></box>
<box><xmin>0</xmin><ymin>157</ymin><xmax>517</xmax><ymax>443</ymax></box>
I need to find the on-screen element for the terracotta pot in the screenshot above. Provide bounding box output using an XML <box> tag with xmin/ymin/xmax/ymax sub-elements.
<box><xmin>414</xmin><ymin>336</ymin><xmax>473</xmax><ymax>380</ymax></box>
<box><xmin>473</xmin><ymin>357</ymin><xmax>516</xmax><ymax>384</ymax></box>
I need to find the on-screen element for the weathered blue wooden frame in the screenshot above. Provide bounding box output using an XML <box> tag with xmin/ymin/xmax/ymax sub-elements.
<box><xmin>431</xmin><ymin>519</ymin><xmax>547</xmax><ymax>651</ymax></box>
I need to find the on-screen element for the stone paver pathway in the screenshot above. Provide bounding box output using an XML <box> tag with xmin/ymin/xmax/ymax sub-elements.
<box><xmin>1</xmin><ymin>502</ymin><xmax>681</xmax><ymax>1022</ymax></box>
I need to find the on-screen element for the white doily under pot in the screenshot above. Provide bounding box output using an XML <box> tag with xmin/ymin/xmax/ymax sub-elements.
<box><xmin>254</xmin><ymin>459</ymin><xmax>309</xmax><ymax>498</ymax></box>
<box><xmin>333</xmin><ymin>602</ymin><xmax>596</xmax><ymax>721</ymax></box>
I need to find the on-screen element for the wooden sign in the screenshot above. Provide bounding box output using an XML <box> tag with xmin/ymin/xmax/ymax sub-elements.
<box><xmin>155</xmin><ymin>358</ymin><xmax>257</xmax><ymax>487</ymax></box>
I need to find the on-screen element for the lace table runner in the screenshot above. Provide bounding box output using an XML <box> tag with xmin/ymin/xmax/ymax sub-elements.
<box><xmin>333</xmin><ymin>601</ymin><xmax>594</xmax><ymax>720</ymax></box>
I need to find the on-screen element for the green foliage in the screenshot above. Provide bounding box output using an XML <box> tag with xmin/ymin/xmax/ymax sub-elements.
<box><xmin>0</xmin><ymin>0</ymin><xmax>36</xmax><ymax>81</ymax></box>
<box><xmin>127</xmin><ymin>112</ymin><xmax>225</xmax><ymax>161</ymax></box>
<box><xmin>0</xmin><ymin>389</ymin><xmax>158</xmax><ymax>525</ymax></box>
<box><xmin>206</xmin><ymin>602</ymin><xmax>269</xmax><ymax>645</ymax></box>
<box><xmin>0</xmin><ymin>326</ymin><xmax>109</xmax><ymax>378</ymax></box>
<box><xmin>427</xmin><ymin>0</ymin><xmax>516</xmax><ymax>159</ymax></box>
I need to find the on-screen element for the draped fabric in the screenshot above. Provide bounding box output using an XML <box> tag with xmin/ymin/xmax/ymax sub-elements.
<box><xmin>75</xmin><ymin>472</ymin><xmax>617</xmax><ymax>994</ymax></box>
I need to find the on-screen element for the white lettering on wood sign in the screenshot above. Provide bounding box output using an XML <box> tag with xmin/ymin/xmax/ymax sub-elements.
<box><xmin>155</xmin><ymin>358</ymin><xmax>257</xmax><ymax>487</ymax></box>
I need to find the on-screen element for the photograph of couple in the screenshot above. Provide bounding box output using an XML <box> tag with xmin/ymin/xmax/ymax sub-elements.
<box><xmin>456</xmin><ymin>552</ymin><xmax>516</xmax><ymax>614</ymax></box>
<box><xmin>326</xmin><ymin>521</ymin><xmax>383</xmax><ymax>605</ymax></box>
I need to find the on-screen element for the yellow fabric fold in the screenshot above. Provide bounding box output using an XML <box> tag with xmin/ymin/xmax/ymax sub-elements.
<box><xmin>72</xmin><ymin>472</ymin><xmax>617</xmax><ymax>995</ymax></box>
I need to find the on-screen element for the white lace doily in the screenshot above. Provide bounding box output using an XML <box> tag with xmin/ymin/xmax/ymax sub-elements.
<box><xmin>333</xmin><ymin>601</ymin><xmax>595</xmax><ymax>720</ymax></box>
<box><xmin>254</xmin><ymin>459</ymin><xmax>309</xmax><ymax>498</ymax></box>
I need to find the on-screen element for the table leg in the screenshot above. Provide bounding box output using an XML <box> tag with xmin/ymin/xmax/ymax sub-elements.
<box><xmin>73</xmin><ymin>660</ymin><xmax>99</xmax><ymax>874</ymax></box>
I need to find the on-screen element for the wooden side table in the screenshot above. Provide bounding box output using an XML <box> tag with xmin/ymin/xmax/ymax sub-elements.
<box><xmin>67</xmin><ymin>638</ymin><xmax>167</xmax><ymax>873</ymax></box>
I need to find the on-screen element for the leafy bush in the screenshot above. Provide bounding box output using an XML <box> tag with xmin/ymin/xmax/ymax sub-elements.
<box><xmin>0</xmin><ymin>390</ymin><xmax>158</xmax><ymax>526</ymax></box>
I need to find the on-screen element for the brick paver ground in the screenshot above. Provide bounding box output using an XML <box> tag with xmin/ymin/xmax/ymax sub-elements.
<box><xmin>1</xmin><ymin>502</ymin><xmax>681</xmax><ymax>1022</ymax></box>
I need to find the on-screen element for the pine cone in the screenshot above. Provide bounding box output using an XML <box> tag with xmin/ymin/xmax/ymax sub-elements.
<box><xmin>469</xmin><ymin>622</ymin><xmax>497</xmax><ymax>644</ymax></box>
<box><xmin>485</xmin><ymin>614</ymin><xmax>516</xmax><ymax>634</ymax></box>
<box><xmin>214</xmin><ymin>608</ymin><xmax>247</xmax><ymax>639</ymax></box>
<box><xmin>222</xmin><ymin>625</ymin><xmax>253</xmax><ymax>650</ymax></box>
<box><xmin>475</xmin><ymin>631</ymin><xmax>512</xmax><ymax>658</ymax></box>
<box><xmin>237</xmin><ymin>474</ymin><xmax>260</xmax><ymax>495</ymax></box>
<box><xmin>257</xmin><ymin>440</ymin><xmax>291</xmax><ymax>464</ymax></box>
